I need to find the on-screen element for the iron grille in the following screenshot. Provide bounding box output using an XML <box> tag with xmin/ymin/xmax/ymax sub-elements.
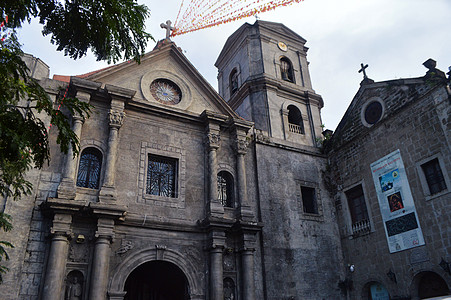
<box><xmin>146</xmin><ymin>155</ymin><xmax>177</xmax><ymax>197</ymax></box>
<box><xmin>76</xmin><ymin>148</ymin><xmax>102</xmax><ymax>189</ymax></box>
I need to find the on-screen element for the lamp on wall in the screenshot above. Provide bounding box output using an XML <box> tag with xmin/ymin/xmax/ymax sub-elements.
<box><xmin>439</xmin><ymin>258</ymin><xmax>450</xmax><ymax>275</ymax></box>
<box><xmin>76</xmin><ymin>234</ymin><xmax>85</xmax><ymax>244</ymax></box>
<box><xmin>387</xmin><ymin>269</ymin><xmax>397</xmax><ymax>284</ymax></box>
<box><xmin>338</xmin><ymin>264</ymin><xmax>355</xmax><ymax>296</ymax></box>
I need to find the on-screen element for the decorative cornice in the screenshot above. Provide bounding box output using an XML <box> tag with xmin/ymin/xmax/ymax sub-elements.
<box><xmin>70</xmin><ymin>77</ymin><xmax>102</xmax><ymax>92</ymax></box>
<box><xmin>105</xmin><ymin>84</ymin><xmax>136</xmax><ymax>100</ymax></box>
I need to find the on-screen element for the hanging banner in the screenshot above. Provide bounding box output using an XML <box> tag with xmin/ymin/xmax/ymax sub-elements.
<box><xmin>370</xmin><ymin>149</ymin><xmax>425</xmax><ymax>253</ymax></box>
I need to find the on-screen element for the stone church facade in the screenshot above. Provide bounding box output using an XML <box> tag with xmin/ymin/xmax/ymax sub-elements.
<box><xmin>0</xmin><ymin>21</ymin><xmax>450</xmax><ymax>300</ymax></box>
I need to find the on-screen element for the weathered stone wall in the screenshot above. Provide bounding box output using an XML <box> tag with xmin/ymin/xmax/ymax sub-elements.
<box><xmin>254</xmin><ymin>140</ymin><xmax>345</xmax><ymax>300</ymax></box>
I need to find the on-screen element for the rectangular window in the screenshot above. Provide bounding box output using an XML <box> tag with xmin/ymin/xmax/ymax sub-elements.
<box><xmin>146</xmin><ymin>155</ymin><xmax>177</xmax><ymax>198</ymax></box>
<box><xmin>345</xmin><ymin>185</ymin><xmax>370</xmax><ymax>235</ymax></box>
<box><xmin>301</xmin><ymin>186</ymin><xmax>318</xmax><ymax>214</ymax></box>
<box><xmin>421</xmin><ymin>158</ymin><xmax>447</xmax><ymax>195</ymax></box>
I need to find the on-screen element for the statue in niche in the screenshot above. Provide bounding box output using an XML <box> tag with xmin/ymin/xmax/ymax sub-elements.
<box><xmin>65</xmin><ymin>271</ymin><xmax>83</xmax><ymax>300</ymax></box>
<box><xmin>224</xmin><ymin>278</ymin><xmax>235</xmax><ymax>300</ymax></box>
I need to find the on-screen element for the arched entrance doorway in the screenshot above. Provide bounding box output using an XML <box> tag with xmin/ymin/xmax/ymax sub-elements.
<box><xmin>417</xmin><ymin>271</ymin><xmax>449</xmax><ymax>299</ymax></box>
<box><xmin>124</xmin><ymin>260</ymin><xmax>190</xmax><ymax>300</ymax></box>
<box><xmin>362</xmin><ymin>281</ymin><xmax>390</xmax><ymax>300</ymax></box>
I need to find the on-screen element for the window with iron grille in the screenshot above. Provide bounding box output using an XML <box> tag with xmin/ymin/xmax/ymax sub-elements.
<box><xmin>345</xmin><ymin>185</ymin><xmax>369</xmax><ymax>225</ymax></box>
<box><xmin>146</xmin><ymin>155</ymin><xmax>177</xmax><ymax>197</ymax></box>
<box><xmin>76</xmin><ymin>147</ymin><xmax>102</xmax><ymax>189</ymax></box>
<box><xmin>217</xmin><ymin>171</ymin><xmax>234</xmax><ymax>207</ymax></box>
<box><xmin>301</xmin><ymin>186</ymin><xmax>317</xmax><ymax>214</ymax></box>
<box><xmin>421</xmin><ymin>158</ymin><xmax>447</xmax><ymax>195</ymax></box>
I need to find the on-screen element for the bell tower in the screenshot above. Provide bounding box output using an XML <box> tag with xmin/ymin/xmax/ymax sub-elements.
<box><xmin>215</xmin><ymin>20</ymin><xmax>324</xmax><ymax>147</ymax></box>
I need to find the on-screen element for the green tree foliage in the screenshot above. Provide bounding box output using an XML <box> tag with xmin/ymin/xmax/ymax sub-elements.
<box><xmin>0</xmin><ymin>213</ymin><xmax>13</xmax><ymax>283</ymax></box>
<box><xmin>0</xmin><ymin>0</ymin><xmax>152</xmax><ymax>283</ymax></box>
<box><xmin>1</xmin><ymin>0</ymin><xmax>152</xmax><ymax>63</ymax></box>
<box><xmin>0</xmin><ymin>33</ymin><xmax>92</xmax><ymax>199</ymax></box>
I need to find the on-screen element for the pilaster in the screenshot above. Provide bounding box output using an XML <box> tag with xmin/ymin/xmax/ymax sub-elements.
<box><xmin>208</xmin><ymin>230</ymin><xmax>226</xmax><ymax>300</ymax></box>
<box><xmin>57</xmin><ymin>78</ymin><xmax>101</xmax><ymax>200</ymax></box>
<box><xmin>89</xmin><ymin>218</ymin><xmax>115</xmax><ymax>300</ymax></box>
<box><xmin>42</xmin><ymin>213</ymin><xmax>73</xmax><ymax>300</ymax></box>
<box><xmin>99</xmin><ymin>84</ymin><xmax>135</xmax><ymax>203</ymax></box>
<box><xmin>57</xmin><ymin>95</ymin><xmax>87</xmax><ymax>200</ymax></box>
<box><xmin>202</xmin><ymin>110</ymin><xmax>228</xmax><ymax>218</ymax></box>
<box><xmin>231</xmin><ymin>119</ymin><xmax>254</xmax><ymax>221</ymax></box>
<box><xmin>240</xmin><ymin>231</ymin><xmax>258</xmax><ymax>300</ymax></box>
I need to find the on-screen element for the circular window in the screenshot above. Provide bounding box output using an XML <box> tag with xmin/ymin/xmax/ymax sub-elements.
<box><xmin>364</xmin><ymin>101</ymin><xmax>383</xmax><ymax>125</ymax></box>
<box><xmin>150</xmin><ymin>79</ymin><xmax>182</xmax><ymax>105</ymax></box>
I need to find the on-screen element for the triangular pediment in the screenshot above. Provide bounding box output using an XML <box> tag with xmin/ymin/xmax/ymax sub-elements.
<box><xmin>256</xmin><ymin>20</ymin><xmax>306</xmax><ymax>44</ymax></box>
<box><xmin>64</xmin><ymin>41</ymin><xmax>238</xmax><ymax>118</ymax></box>
<box><xmin>331</xmin><ymin>77</ymin><xmax>428</xmax><ymax>147</ymax></box>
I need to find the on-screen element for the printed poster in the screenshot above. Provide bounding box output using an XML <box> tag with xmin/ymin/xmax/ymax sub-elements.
<box><xmin>370</xmin><ymin>149</ymin><xmax>425</xmax><ymax>253</ymax></box>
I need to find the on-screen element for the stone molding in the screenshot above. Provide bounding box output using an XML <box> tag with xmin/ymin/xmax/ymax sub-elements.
<box><xmin>108</xmin><ymin>246</ymin><xmax>203</xmax><ymax>297</ymax></box>
<box><xmin>105</xmin><ymin>84</ymin><xmax>136</xmax><ymax>101</ymax></box>
<box><xmin>95</xmin><ymin>218</ymin><xmax>115</xmax><ymax>242</ymax></box>
<box><xmin>137</xmin><ymin>141</ymin><xmax>186</xmax><ymax>208</ymax></box>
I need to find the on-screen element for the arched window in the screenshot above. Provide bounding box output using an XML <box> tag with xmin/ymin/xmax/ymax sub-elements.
<box><xmin>230</xmin><ymin>69</ymin><xmax>239</xmax><ymax>96</ymax></box>
<box><xmin>76</xmin><ymin>147</ymin><xmax>102</xmax><ymax>189</ymax></box>
<box><xmin>280</xmin><ymin>57</ymin><xmax>294</xmax><ymax>82</ymax></box>
<box><xmin>217</xmin><ymin>171</ymin><xmax>234</xmax><ymax>207</ymax></box>
<box><xmin>287</xmin><ymin>105</ymin><xmax>304</xmax><ymax>134</ymax></box>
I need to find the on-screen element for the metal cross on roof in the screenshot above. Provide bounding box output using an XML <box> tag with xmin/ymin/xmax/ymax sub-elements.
<box><xmin>160</xmin><ymin>20</ymin><xmax>174</xmax><ymax>39</ymax></box>
<box><xmin>359</xmin><ymin>63</ymin><xmax>369</xmax><ymax>79</ymax></box>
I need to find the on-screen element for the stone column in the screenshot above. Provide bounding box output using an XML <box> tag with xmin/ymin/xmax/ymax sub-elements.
<box><xmin>234</xmin><ymin>132</ymin><xmax>254</xmax><ymax>221</ymax></box>
<box><xmin>210</xmin><ymin>247</ymin><xmax>224</xmax><ymax>300</ymax></box>
<box><xmin>57</xmin><ymin>90</ymin><xmax>90</xmax><ymax>199</ymax></box>
<box><xmin>89</xmin><ymin>218</ymin><xmax>115</xmax><ymax>300</ymax></box>
<box><xmin>42</xmin><ymin>213</ymin><xmax>72</xmax><ymax>300</ymax></box>
<box><xmin>99</xmin><ymin>109</ymin><xmax>125</xmax><ymax>202</ymax></box>
<box><xmin>240</xmin><ymin>232</ymin><xmax>257</xmax><ymax>300</ymax></box>
<box><xmin>201</xmin><ymin>111</ymin><xmax>228</xmax><ymax>217</ymax></box>
<box><xmin>99</xmin><ymin>84</ymin><xmax>135</xmax><ymax>202</ymax></box>
<box><xmin>241</xmin><ymin>248</ymin><xmax>256</xmax><ymax>300</ymax></box>
<box><xmin>206</xmin><ymin>130</ymin><xmax>224</xmax><ymax>217</ymax></box>
<box><xmin>209</xmin><ymin>230</ymin><xmax>225</xmax><ymax>300</ymax></box>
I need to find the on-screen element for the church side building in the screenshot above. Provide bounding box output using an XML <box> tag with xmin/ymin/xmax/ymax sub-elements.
<box><xmin>327</xmin><ymin>61</ymin><xmax>451</xmax><ymax>299</ymax></box>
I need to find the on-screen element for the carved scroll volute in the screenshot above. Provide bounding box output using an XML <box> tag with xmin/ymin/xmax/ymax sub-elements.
<box><xmin>108</xmin><ymin>110</ymin><xmax>125</xmax><ymax>128</ymax></box>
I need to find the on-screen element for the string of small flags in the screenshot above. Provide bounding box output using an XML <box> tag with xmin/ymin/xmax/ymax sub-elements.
<box><xmin>173</xmin><ymin>0</ymin><xmax>304</xmax><ymax>37</ymax></box>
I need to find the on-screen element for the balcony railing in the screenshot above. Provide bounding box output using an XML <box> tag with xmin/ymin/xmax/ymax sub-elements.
<box><xmin>289</xmin><ymin>123</ymin><xmax>304</xmax><ymax>134</ymax></box>
<box><xmin>352</xmin><ymin>219</ymin><xmax>371</xmax><ymax>236</ymax></box>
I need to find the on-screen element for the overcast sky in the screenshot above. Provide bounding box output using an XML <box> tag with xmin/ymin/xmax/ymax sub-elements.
<box><xmin>17</xmin><ymin>0</ymin><xmax>451</xmax><ymax>130</ymax></box>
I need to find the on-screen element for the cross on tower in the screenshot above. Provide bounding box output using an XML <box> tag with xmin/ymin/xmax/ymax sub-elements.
<box><xmin>160</xmin><ymin>20</ymin><xmax>174</xmax><ymax>40</ymax></box>
<box><xmin>359</xmin><ymin>63</ymin><xmax>369</xmax><ymax>79</ymax></box>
